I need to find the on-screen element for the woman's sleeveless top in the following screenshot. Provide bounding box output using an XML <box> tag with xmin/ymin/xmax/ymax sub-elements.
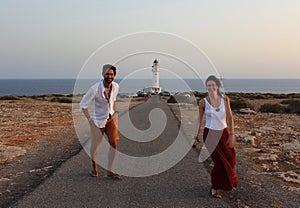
<box><xmin>204</xmin><ymin>97</ymin><xmax>227</xmax><ymax>130</ymax></box>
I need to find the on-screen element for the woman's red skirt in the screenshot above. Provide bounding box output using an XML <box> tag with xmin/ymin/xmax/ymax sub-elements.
<box><xmin>203</xmin><ymin>127</ymin><xmax>238</xmax><ymax>191</ymax></box>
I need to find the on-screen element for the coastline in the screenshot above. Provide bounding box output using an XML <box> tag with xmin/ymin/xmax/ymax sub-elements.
<box><xmin>1</xmin><ymin>78</ymin><xmax>300</xmax><ymax>96</ymax></box>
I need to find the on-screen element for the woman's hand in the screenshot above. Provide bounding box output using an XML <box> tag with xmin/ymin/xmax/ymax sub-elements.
<box><xmin>192</xmin><ymin>136</ymin><xmax>200</xmax><ymax>148</ymax></box>
<box><xmin>227</xmin><ymin>133</ymin><xmax>236</xmax><ymax>148</ymax></box>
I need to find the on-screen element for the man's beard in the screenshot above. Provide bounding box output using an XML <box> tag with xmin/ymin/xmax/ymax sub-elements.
<box><xmin>104</xmin><ymin>78</ymin><xmax>113</xmax><ymax>84</ymax></box>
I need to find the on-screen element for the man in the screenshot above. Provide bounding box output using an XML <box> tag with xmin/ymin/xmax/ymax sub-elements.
<box><xmin>80</xmin><ymin>64</ymin><xmax>121</xmax><ymax>179</ymax></box>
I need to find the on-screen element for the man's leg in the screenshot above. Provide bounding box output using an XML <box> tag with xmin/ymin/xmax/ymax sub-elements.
<box><xmin>105</xmin><ymin>116</ymin><xmax>120</xmax><ymax>178</ymax></box>
<box><xmin>90</xmin><ymin>124</ymin><xmax>104</xmax><ymax>175</ymax></box>
<box><xmin>108</xmin><ymin>139</ymin><xmax>117</xmax><ymax>173</ymax></box>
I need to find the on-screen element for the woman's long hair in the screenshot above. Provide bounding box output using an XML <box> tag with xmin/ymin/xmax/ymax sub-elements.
<box><xmin>205</xmin><ymin>75</ymin><xmax>225</xmax><ymax>99</ymax></box>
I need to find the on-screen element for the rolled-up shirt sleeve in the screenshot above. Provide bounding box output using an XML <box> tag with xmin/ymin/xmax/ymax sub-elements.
<box><xmin>80</xmin><ymin>86</ymin><xmax>96</xmax><ymax>109</ymax></box>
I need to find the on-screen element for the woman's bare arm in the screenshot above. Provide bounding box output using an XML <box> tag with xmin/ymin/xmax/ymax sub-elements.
<box><xmin>196</xmin><ymin>99</ymin><xmax>205</xmax><ymax>140</ymax></box>
<box><xmin>225</xmin><ymin>96</ymin><xmax>236</xmax><ymax>147</ymax></box>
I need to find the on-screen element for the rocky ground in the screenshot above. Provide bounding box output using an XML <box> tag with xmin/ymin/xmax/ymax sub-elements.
<box><xmin>234</xmin><ymin>113</ymin><xmax>300</xmax><ymax>193</ymax></box>
<box><xmin>0</xmin><ymin>96</ymin><xmax>80</xmax><ymax>207</ymax></box>
<box><xmin>0</xmin><ymin>96</ymin><xmax>74</xmax><ymax>164</ymax></box>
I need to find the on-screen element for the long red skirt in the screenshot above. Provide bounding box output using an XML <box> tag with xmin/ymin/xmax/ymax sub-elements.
<box><xmin>203</xmin><ymin>127</ymin><xmax>238</xmax><ymax>191</ymax></box>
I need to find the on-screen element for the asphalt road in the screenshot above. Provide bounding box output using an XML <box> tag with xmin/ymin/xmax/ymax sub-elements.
<box><xmin>12</xmin><ymin>95</ymin><xmax>231</xmax><ymax>208</ymax></box>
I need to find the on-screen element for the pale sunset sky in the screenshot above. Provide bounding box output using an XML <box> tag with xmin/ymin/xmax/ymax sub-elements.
<box><xmin>0</xmin><ymin>0</ymin><xmax>299</xmax><ymax>79</ymax></box>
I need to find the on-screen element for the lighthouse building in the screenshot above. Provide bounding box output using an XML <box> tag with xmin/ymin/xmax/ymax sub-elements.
<box><xmin>151</xmin><ymin>59</ymin><xmax>161</xmax><ymax>94</ymax></box>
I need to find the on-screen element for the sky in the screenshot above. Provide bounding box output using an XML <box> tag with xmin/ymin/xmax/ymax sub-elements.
<box><xmin>0</xmin><ymin>0</ymin><xmax>300</xmax><ymax>79</ymax></box>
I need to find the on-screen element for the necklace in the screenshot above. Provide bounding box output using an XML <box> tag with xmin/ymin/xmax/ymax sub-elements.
<box><xmin>103</xmin><ymin>85</ymin><xmax>112</xmax><ymax>120</ymax></box>
<box><xmin>208</xmin><ymin>96</ymin><xmax>221</xmax><ymax>112</ymax></box>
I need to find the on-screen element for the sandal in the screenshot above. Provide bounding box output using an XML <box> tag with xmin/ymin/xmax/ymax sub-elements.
<box><xmin>107</xmin><ymin>171</ymin><xmax>121</xmax><ymax>180</ymax></box>
<box><xmin>90</xmin><ymin>170</ymin><xmax>98</xmax><ymax>177</ymax></box>
<box><xmin>210</xmin><ymin>189</ymin><xmax>222</xmax><ymax>198</ymax></box>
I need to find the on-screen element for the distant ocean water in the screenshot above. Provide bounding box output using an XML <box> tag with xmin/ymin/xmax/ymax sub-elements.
<box><xmin>0</xmin><ymin>79</ymin><xmax>299</xmax><ymax>96</ymax></box>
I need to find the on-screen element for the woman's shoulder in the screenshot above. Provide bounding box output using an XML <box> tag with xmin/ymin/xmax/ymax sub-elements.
<box><xmin>224</xmin><ymin>95</ymin><xmax>230</xmax><ymax>102</ymax></box>
<box><xmin>202</xmin><ymin>97</ymin><xmax>208</xmax><ymax>102</ymax></box>
<box><xmin>199</xmin><ymin>98</ymin><xmax>206</xmax><ymax>110</ymax></box>
<box><xmin>223</xmin><ymin>95</ymin><xmax>231</xmax><ymax>109</ymax></box>
<box><xmin>200</xmin><ymin>97</ymin><xmax>207</xmax><ymax>103</ymax></box>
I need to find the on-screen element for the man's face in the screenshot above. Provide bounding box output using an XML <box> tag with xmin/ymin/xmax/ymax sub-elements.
<box><xmin>103</xmin><ymin>69</ymin><xmax>115</xmax><ymax>84</ymax></box>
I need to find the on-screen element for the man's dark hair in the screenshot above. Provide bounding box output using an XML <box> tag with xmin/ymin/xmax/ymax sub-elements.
<box><xmin>102</xmin><ymin>64</ymin><xmax>117</xmax><ymax>75</ymax></box>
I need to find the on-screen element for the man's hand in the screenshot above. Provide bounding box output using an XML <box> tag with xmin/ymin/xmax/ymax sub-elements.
<box><xmin>88</xmin><ymin>118</ymin><xmax>96</xmax><ymax>127</ymax></box>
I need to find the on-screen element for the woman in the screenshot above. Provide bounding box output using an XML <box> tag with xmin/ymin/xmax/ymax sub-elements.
<box><xmin>193</xmin><ymin>75</ymin><xmax>238</xmax><ymax>198</ymax></box>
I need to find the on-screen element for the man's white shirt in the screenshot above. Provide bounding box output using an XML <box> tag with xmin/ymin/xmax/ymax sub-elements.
<box><xmin>80</xmin><ymin>80</ymin><xmax>119</xmax><ymax>128</ymax></box>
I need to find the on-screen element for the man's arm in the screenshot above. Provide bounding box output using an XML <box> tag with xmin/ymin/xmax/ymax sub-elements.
<box><xmin>113</xmin><ymin>101</ymin><xmax>117</xmax><ymax>112</ymax></box>
<box><xmin>82</xmin><ymin>108</ymin><xmax>91</xmax><ymax>120</ymax></box>
<box><xmin>80</xmin><ymin>86</ymin><xmax>96</xmax><ymax>123</ymax></box>
<box><xmin>113</xmin><ymin>83</ymin><xmax>119</xmax><ymax>113</ymax></box>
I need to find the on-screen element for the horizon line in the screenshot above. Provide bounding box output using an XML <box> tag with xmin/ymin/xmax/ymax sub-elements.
<box><xmin>1</xmin><ymin>77</ymin><xmax>300</xmax><ymax>80</ymax></box>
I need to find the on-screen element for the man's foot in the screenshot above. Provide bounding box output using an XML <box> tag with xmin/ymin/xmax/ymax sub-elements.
<box><xmin>210</xmin><ymin>189</ymin><xmax>222</xmax><ymax>198</ymax></box>
<box><xmin>107</xmin><ymin>171</ymin><xmax>121</xmax><ymax>180</ymax></box>
<box><xmin>90</xmin><ymin>170</ymin><xmax>98</xmax><ymax>177</ymax></box>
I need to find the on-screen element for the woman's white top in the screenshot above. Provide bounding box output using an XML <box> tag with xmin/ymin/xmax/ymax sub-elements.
<box><xmin>204</xmin><ymin>97</ymin><xmax>227</xmax><ymax>130</ymax></box>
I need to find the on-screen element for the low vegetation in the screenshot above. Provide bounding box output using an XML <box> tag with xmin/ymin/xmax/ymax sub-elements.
<box><xmin>259</xmin><ymin>100</ymin><xmax>300</xmax><ymax>114</ymax></box>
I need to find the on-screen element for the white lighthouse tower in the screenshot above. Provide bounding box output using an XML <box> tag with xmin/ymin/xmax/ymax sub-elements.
<box><xmin>152</xmin><ymin>59</ymin><xmax>161</xmax><ymax>94</ymax></box>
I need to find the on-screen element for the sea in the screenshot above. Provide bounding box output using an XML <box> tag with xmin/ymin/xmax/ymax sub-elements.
<box><xmin>0</xmin><ymin>79</ymin><xmax>299</xmax><ymax>96</ymax></box>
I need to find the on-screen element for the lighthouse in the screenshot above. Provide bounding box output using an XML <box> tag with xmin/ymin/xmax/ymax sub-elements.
<box><xmin>152</xmin><ymin>59</ymin><xmax>161</xmax><ymax>94</ymax></box>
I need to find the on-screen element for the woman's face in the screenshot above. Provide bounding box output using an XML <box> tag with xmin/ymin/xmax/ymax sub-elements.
<box><xmin>206</xmin><ymin>80</ymin><xmax>219</xmax><ymax>94</ymax></box>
